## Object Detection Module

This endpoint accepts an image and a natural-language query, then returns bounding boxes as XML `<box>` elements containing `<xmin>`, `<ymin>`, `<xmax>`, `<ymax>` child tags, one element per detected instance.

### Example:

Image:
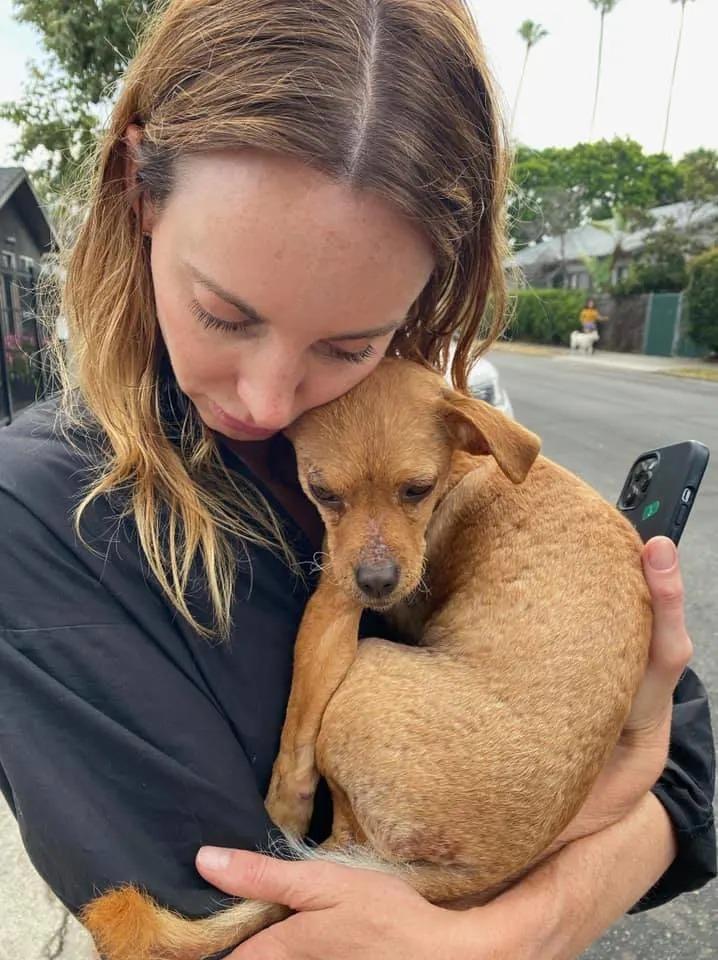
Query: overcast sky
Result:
<box><xmin>1</xmin><ymin>0</ymin><xmax>716</xmax><ymax>167</ymax></box>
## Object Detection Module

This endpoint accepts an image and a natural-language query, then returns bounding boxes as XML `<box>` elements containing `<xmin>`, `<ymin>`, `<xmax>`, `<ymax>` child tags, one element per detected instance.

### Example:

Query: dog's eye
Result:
<box><xmin>401</xmin><ymin>482</ymin><xmax>436</xmax><ymax>503</ymax></box>
<box><xmin>309</xmin><ymin>483</ymin><xmax>343</xmax><ymax>508</ymax></box>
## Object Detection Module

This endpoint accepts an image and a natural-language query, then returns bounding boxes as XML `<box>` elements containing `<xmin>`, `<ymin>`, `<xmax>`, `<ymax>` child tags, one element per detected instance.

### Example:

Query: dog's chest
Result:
<box><xmin>386</xmin><ymin>548</ymin><xmax>452</xmax><ymax>645</ymax></box>
<box><xmin>385</xmin><ymin>590</ymin><xmax>432</xmax><ymax>645</ymax></box>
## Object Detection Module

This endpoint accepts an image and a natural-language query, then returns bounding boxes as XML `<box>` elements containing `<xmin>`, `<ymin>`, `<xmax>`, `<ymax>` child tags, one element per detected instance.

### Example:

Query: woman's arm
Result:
<box><xmin>458</xmin><ymin>792</ymin><xmax>676</xmax><ymax>960</ymax></box>
<box><xmin>633</xmin><ymin>666</ymin><xmax>716</xmax><ymax>911</ymax></box>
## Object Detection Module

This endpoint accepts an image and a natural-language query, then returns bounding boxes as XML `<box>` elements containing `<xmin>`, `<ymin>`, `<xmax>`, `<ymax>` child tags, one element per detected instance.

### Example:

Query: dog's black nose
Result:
<box><xmin>355</xmin><ymin>562</ymin><xmax>400</xmax><ymax>600</ymax></box>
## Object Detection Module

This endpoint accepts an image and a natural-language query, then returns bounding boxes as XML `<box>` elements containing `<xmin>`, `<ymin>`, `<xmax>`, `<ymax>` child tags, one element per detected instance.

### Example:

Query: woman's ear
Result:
<box><xmin>440</xmin><ymin>388</ymin><xmax>541</xmax><ymax>484</ymax></box>
<box><xmin>122</xmin><ymin>122</ymin><xmax>155</xmax><ymax>235</ymax></box>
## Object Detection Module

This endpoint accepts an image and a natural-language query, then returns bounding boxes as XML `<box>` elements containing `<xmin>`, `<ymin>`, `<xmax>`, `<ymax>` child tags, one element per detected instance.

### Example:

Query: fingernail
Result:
<box><xmin>647</xmin><ymin>538</ymin><xmax>676</xmax><ymax>571</ymax></box>
<box><xmin>197</xmin><ymin>846</ymin><xmax>231</xmax><ymax>871</ymax></box>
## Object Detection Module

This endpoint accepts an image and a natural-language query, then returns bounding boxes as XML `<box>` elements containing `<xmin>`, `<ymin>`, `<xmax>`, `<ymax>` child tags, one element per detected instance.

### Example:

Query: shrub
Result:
<box><xmin>506</xmin><ymin>289</ymin><xmax>587</xmax><ymax>345</ymax></box>
<box><xmin>687</xmin><ymin>248</ymin><xmax>718</xmax><ymax>353</ymax></box>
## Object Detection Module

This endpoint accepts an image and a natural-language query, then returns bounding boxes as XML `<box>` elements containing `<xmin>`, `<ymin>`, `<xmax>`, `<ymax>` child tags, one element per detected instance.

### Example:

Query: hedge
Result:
<box><xmin>504</xmin><ymin>289</ymin><xmax>587</xmax><ymax>345</ymax></box>
<box><xmin>687</xmin><ymin>248</ymin><xmax>718</xmax><ymax>354</ymax></box>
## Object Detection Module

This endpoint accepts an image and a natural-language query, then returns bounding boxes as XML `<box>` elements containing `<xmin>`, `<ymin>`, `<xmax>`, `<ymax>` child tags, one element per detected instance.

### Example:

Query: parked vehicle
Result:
<box><xmin>446</xmin><ymin>349</ymin><xmax>514</xmax><ymax>418</ymax></box>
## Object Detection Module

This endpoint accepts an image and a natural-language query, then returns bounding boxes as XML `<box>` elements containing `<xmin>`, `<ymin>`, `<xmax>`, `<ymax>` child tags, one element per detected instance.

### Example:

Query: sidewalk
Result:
<box><xmin>1</xmin><ymin>799</ymin><xmax>95</xmax><ymax>960</ymax></box>
<box><xmin>493</xmin><ymin>341</ymin><xmax>718</xmax><ymax>381</ymax></box>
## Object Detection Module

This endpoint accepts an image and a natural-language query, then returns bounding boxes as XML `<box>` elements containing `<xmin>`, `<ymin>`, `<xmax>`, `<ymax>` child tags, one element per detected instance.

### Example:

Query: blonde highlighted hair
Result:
<box><xmin>58</xmin><ymin>0</ymin><xmax>513</xmax><ymax>637</ymax></box>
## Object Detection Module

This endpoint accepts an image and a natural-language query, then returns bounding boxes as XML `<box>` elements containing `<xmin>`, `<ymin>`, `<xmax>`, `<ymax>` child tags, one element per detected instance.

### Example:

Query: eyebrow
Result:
<box><xmin>184</xmin><ymin>260</ymin><xmax>404</xmax><ymax>340</ymax></box>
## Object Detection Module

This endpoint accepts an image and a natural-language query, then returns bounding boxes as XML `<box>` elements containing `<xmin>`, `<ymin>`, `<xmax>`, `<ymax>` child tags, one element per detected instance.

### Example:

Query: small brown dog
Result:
<box><xmin>83</xmin><ymin>358</ymin><xmax>651</xmax><ymax>960</ymax></box>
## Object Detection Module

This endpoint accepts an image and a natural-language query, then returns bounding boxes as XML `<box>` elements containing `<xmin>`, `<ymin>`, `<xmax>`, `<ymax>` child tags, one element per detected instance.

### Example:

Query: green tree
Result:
<box><xmin>0</xmin><ymin>0</ymin><xmax>151</xmax><ymax>200</ymax></box>
<box><xmin>582</xmin><ymin>206</ymin><xmax>653</xmax><ymax>292</ymax></box>
<box><xmin>676</xmin><ymin>149</ymin><xmax>718</xmax><ymax>204</ymax></box>
<box><xmin>509</xmin><ymin>138</ymin><xmax>682</xmax><ymax>247</ymax></box>
<box><xmin>663</xmin><ymin>0</ymin><xmax>698</xmax><ymax>153</ymax></box>
<box><xmin>588</xmin><ymin>0</ymin><xmax>621</xmax><ymax>141</ymax></box>
<box><xmin>579</xmin><ymin>254</ymin><xmax>613</xmax><ymax>293</ymax></box>
<box><xmin>568</xmin><ymin>138</ymin><xmax>679</xmax><ymax>218</ymax></box>
<box><xmin>511</xmin><ymin>21</ymin><xmax>549</xmax><ymax>134</ymax></box>
<box><xmin>616</xmin><ymin>220</ymin><xmax>695</xmax><ymax>294</ymax></box>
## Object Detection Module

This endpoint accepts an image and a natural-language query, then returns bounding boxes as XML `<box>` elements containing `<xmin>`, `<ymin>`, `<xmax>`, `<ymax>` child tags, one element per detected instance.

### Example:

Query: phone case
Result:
<box><xmin>617</xmin><ymin>441</ymin><xmax>710</xmax><ymax>545</ymax></box>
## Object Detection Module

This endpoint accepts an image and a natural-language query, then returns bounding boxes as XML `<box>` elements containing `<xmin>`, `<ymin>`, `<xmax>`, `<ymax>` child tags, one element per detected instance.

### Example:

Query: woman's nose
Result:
<box><xmin>236</xmin><ymin>353</ymin><xmax>304</xmax><ymax>431</ymax></box>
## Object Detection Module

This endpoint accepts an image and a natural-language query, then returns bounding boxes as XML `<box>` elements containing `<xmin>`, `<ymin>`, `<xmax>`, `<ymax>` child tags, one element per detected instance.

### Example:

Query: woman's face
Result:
<box><xmin>145</xmin><ymin>149</ymin><xmax>435</xmax><ymax>442</ymax></box>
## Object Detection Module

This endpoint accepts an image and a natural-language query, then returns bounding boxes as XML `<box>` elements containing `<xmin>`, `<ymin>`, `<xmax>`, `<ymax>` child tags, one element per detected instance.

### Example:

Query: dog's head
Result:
<box><xmin>286</xmin><ymin>358</ymin><xmax>540</xmax><ymax>610</ymax></box>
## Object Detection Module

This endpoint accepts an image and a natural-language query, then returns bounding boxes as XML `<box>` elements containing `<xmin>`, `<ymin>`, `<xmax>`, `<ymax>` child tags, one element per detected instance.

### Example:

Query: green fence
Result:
<box><xmin>643</xmin><ymin>293</ymin><xmax>712</xmax><ymax>359</ymax></box>
<box><xmin>643</xmin><ymin>293</ymin><xmax>681</xmax><ymax>357</ymax></box>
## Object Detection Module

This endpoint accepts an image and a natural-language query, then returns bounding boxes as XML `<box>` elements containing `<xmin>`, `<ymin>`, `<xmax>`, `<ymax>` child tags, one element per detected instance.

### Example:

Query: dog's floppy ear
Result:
<box><xmin>440</xmin><ymin>388</ymin><xmax>541</xmax><ymax>484</ymax></box>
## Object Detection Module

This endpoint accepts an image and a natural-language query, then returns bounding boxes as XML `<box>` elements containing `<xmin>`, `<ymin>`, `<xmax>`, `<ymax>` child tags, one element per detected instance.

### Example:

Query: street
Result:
<box><xmin>491</xmin><ymin>349</ymin><xmax>717</xmax><ymax>960</ymax></box>
<box><xmin>1</xmin><ymin>352</ymin><xmax>716</xmax><ymax>959</ymax></box>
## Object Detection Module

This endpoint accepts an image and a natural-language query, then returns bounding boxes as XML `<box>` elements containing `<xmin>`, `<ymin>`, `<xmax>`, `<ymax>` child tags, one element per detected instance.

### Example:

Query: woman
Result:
<box><xmin>579</xmin><ymin>298</ymin><xmax>605</xmax><ymax>333</ymax></box>
<box><xmin>0</xmin><ymin>1</ymin><xmax>714</xmax><ymax>958</ymax></box>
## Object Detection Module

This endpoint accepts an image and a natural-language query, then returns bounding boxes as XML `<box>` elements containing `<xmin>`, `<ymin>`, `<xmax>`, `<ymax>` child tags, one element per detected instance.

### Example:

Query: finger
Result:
<box><xmin>626</xmin><ymin>538</ymin><xmax>693</xmax><ymax>732</ymax></box>
<box><xmin>196</xmin><ymin>848</ymin><xmax>348</xmax><ymax>911</ymax></box>
<box><xmin>642</xmin><ymin>537</ymin><xmax>693</xmax><ymax>676</ymax></box>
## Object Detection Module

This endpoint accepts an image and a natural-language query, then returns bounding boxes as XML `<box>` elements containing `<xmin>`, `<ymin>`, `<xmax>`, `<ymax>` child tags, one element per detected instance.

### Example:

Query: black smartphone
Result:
<box><xmin>617</xmin><ymin>441</ymin><xmax>710</xmax><ymax>545</ymax></box>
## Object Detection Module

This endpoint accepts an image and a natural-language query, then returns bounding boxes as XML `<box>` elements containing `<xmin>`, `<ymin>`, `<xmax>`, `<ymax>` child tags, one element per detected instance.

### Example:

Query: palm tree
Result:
<box><xmin>588</xmin><ymin>0</ymin><xmax>621</xmax><ymax>141</ymax></box>
<box><xmin>511</xmin><ymin>21</ymin><xmax>549</xmax><ymax>134</ymax></box>
<box><xmin>662</xmin><ymin>0</ymin><xmax>698</xmax><ymax>153</ymax></box>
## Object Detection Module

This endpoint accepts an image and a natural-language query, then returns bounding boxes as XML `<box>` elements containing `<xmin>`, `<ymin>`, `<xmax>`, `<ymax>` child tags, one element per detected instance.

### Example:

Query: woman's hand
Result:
<box><xmin>548</xmin><ymin>535</ymin><xmax>693</xmax><ymax>851</ymax></box>
<box><xmin>195</xmin><ymin>848</ymin><xmax>511</xmax><ymax>960</ymax></box>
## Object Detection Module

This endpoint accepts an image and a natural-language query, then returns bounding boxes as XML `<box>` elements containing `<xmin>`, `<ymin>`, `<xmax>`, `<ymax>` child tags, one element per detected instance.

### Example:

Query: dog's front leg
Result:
<box><xmin>266</xmin><ymin>575</ymin><xmax>363</xmax><ymax>836</ymax></box>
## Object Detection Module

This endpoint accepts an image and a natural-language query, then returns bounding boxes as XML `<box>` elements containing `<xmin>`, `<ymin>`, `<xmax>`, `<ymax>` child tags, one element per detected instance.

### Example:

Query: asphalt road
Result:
<box><xmin>491</xmin><ymin>350</ymin><xmax>717</xmax><ymax>960</ymax></box>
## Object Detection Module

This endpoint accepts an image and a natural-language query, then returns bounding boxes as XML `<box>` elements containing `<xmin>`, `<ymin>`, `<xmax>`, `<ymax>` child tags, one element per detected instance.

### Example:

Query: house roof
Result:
<box><xmin>510</xmin><ymin>199</ymin><xmax>718</xmax><ymax>269</ymax></box>
<box><xmin>0</xmin><ymin>168</ymin><xmax>25</xmax><ymax>207</ymax></box>
<box><xmin>0</xmin><ymin>166</ymin><xmax>55</xmax><ymax>252</ymax></box>
<box><xmin>621</xmin><ymin>200</ymin><xmax>718</xmax><ymax>253</ymax></box>
<box><xmin>511</xmin><ymin>223</ymin><xmax>618</xmax><ymax>268</ymax></box>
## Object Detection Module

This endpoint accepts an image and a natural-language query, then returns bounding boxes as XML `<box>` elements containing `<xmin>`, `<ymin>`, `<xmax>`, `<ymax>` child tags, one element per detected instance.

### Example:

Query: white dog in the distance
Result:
<box><xmin>570</xmin><ymin>329</ymin><xmax>600</xmax><ymax>355</ymax></box>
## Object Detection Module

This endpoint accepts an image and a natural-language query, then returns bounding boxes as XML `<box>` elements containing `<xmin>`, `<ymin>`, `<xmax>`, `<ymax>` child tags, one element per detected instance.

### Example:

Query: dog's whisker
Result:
<box><xmin>417</xmin><ymin>575</ymin><xmax>430</xmax><ymax>596</ymax></box>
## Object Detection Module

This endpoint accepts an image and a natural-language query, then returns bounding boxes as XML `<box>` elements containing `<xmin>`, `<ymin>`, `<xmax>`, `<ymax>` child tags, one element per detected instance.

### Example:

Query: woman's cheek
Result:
<box><xmin>154</xmin><ymin>301</ymin><xmax>229</xmax><ymax>400</ymax></box>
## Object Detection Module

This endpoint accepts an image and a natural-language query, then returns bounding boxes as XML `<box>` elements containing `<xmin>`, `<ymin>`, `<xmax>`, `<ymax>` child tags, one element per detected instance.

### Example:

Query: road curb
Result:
<box><xmin>493</xmin><ymin>342</ymin><xmax>718</xmax><ymax>382</ymax></box>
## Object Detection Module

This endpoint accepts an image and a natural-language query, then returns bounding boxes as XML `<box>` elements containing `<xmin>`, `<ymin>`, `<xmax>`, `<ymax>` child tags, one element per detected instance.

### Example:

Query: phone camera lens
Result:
<box><xmin>622</xmin><ymin>488</ymin><xmax>638</xmax><ymax>508</ymax></box>
<box><xmin>634</xmin><ymin>469</ymin><xmax>651</xmax><ymax>492</ymax></box>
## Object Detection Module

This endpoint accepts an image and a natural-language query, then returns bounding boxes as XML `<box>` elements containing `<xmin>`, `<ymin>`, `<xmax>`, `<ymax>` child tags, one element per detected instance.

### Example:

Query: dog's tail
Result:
<box><xmin>81</xmin><ymin>884</ymin><xmax>288</xmax><ymax>960</ymax></box>
<box><xmin>81</xmin><ymin>838</ymin><xmax>408</xmax><ymax>960</ymax></box>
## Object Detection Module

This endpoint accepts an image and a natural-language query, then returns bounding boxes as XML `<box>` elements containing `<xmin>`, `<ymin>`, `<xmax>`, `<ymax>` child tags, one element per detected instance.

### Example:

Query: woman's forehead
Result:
<box><xmin>164</xmin><ymin>149</ymin><xmax>435</xmax><ymax>333</ymax></box>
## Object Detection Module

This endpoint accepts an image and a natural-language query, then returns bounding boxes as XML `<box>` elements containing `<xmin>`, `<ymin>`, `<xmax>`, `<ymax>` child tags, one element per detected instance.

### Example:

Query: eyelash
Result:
<box><xmin>188</xmin><ymin>299</ymin><xmax>377</xmax><ymax>364</ymax></box>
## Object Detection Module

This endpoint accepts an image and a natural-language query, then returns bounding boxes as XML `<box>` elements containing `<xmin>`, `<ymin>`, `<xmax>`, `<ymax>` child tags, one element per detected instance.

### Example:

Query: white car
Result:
<box><xmin>446</xmin><ymin>352</ymin><xmax>514</xmax><ymax>418</ymax></box>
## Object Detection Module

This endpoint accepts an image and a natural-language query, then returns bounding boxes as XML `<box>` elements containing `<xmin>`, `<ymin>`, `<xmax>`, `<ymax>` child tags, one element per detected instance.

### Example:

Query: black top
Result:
<box><xmin>0</xmin><ymin>399</ymin><xmax>715</xmax><ymax>924</ymax></box>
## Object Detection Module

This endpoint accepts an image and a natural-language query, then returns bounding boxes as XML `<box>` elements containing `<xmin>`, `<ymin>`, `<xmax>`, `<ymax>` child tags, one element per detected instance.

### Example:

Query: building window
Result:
<box><xmin>1</xmin><ymin>250</ymin><xmax>17</xmax><ymax>271</ymax></box>
<box><xmin>19</xmin><ymin>256</ymin><xmax>35</xmax><ymax>274</ymax></box>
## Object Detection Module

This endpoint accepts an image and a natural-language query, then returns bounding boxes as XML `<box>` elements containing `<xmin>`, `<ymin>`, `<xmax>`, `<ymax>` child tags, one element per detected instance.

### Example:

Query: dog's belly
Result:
<box><xmin>315</xmin><ymin>624</ymin><xmax>640</xmax><ymax>890</ymax></box>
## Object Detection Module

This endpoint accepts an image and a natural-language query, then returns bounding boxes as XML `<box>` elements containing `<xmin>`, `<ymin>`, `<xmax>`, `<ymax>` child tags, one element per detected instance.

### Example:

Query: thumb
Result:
<box><xmin>196</xmin><ymin>847</ymin><xmax>344</xmax><ymax>911</ymax></box>
<box><xmin>626</xmin><ymin>537</ymin><xmax>693</xmax><ymax>733</ymax></box>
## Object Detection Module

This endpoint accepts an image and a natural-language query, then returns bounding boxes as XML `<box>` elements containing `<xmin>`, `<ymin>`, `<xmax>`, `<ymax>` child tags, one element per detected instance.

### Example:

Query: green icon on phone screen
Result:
<box><xmin>642</xmin><ymin>500</ymin><xmax>660</xmax><ymax>521</ymax></box>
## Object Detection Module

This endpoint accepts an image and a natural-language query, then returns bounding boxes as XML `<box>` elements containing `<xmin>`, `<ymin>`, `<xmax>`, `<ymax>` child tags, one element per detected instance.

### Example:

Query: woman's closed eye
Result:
<box><xmin>189</xmin><ymin>298</ymin><xmax>378</xmax><ymax>364</ymax></box>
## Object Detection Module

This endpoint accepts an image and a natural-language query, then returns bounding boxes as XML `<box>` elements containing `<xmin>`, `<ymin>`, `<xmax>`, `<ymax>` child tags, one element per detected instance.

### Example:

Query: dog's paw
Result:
<box><xmin>265</xmin><ymin>769</ymin><xmax>315</xmax><ymax>836</ymax></box>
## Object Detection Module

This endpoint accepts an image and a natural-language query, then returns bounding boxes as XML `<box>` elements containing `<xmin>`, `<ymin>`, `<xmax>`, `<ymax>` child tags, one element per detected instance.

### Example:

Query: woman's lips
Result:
<box><xmin>208</xmin><ymin>400</ymin><xmax>277</xmax><ymax>439</ymax></box>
